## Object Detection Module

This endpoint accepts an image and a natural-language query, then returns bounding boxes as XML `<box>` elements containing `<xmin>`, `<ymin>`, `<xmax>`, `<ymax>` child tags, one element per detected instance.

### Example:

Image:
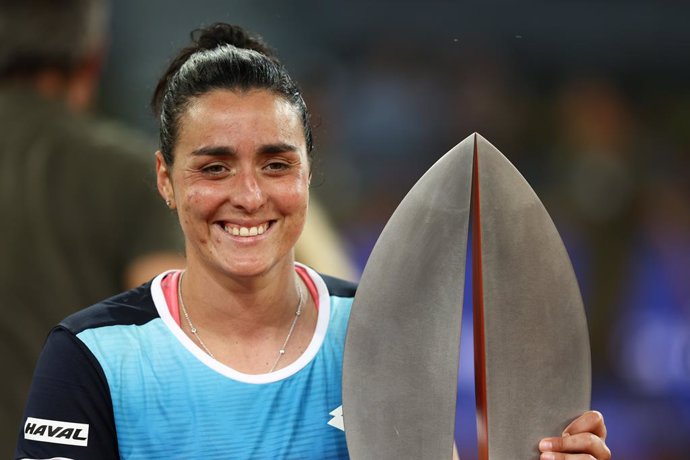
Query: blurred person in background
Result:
<box><xmin>0</xmin><ymin>0</ymin><xmax>185</xmax><ymax>453</ymax></box>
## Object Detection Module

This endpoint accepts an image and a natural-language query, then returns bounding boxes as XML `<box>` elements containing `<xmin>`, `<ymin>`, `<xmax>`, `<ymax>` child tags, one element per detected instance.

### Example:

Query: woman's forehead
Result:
<box><xmin>186</xmin><ymin>89</ymin><xmax>299</xmax><ymax>125</ymax></box>
<box><xmin>189</xmin><ymin>89</ymin><xmax>293</xmax><ymax>113</ymax></box>
<box><xmin>175</xmin><ymin>89</ymin><xmax>306</xmax><ymax>151</ymax></box>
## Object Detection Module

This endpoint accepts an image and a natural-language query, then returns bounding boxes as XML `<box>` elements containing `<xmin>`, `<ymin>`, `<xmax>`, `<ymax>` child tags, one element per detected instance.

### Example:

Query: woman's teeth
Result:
<box><xmin>223</xmin><ymin>222</ymin><xmax>269</xmax><ymax>237</ymax></box>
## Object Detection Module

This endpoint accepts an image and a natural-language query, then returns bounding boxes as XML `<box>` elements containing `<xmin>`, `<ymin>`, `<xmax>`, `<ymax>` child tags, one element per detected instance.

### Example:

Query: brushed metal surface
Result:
<box><xmin>342</xmin><ymin>133</ymin><xmax>591</xmax><ymax>459</ymax></box>
<box><xmin>474</xmin><ymin>134</ymin><xmax>591</xmax><ymax>459</ymax></box>
<box><xmin>342</xmin><ymin>135</ymin><xmax>474</xmax><ymax>459</ymax></box>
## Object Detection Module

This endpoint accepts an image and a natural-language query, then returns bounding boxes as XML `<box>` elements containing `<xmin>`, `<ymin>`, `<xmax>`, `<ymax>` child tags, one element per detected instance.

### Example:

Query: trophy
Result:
<box><xmin>343</xmin><ymin>133</ymin><xmax>591</xmax><ymax>459</ymax></box>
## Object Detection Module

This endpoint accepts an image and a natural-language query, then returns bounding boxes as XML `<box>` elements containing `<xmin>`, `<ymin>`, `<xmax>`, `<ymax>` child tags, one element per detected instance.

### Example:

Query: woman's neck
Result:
<box><xmin>177</xmin><ymin>260</ymin><xmax>318</xmax><ymax>373</ymax></box>
<box><xmin>180</xmin><ymin>260</ymin><xmax>302</xmax><ymax>338</ymax></box>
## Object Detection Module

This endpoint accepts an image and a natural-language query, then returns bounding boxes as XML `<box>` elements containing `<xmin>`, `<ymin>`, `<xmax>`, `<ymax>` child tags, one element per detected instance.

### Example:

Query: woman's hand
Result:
<box><xmin>538</xmin><ymin>410</ymin><xmax>611</xmax><ymax>460</ymax></box>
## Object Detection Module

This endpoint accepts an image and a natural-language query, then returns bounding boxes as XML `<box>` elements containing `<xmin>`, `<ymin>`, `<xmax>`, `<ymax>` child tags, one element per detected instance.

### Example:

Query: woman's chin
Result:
<box><xmin>216</xmin><ymin>257</ymin><xmax>290</xmax><ymax>280</ymax></box>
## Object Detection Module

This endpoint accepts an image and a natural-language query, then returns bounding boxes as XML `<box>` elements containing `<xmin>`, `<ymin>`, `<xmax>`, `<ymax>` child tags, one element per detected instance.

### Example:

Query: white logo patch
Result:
<box><xmin>24</xmin><ymin>417</ymin><xmax>89</xmax><ymax>446</ymax></box>
<box><xmin>327</xmin><ymin>405</ymin><xmax>344</xmax><ymax>431</ymax></box>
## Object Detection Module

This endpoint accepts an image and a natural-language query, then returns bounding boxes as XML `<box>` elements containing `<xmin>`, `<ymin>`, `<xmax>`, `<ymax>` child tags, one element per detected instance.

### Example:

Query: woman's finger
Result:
<box><xmin>539</xmin><ymin>432</ymin><xmax>611</xmax><ymax>460</ymax></box>
<box><xmin>538</xmin><ymin>454</ymin><xmax>596</xmax><ymax>460</ymax></box>
<box><xmin>562</xmin><ymin>410</ymin><xmax>607</xmax><ymax>439</ymax></box>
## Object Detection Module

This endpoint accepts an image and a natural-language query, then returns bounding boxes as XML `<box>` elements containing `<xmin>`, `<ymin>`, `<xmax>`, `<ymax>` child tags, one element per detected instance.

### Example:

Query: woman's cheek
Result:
<box><xmin>185</xmin><ymin>185</ymin><xmax>221</xmax><ymax>212</ymax></box>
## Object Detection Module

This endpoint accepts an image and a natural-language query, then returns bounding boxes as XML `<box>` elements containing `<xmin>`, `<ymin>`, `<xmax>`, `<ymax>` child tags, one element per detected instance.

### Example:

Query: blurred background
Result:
<box><xmin>98</xmin><ymin>1</ymin><xmax>689</xmax><ymax>458</ymax></box>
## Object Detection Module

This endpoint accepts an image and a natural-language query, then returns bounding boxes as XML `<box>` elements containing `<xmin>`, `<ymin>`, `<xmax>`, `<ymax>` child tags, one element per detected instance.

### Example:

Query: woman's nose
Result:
<box><xmin>230</xmin><ymin>170</ymin><xmax>266</xmax><ymax>213</ymax></box>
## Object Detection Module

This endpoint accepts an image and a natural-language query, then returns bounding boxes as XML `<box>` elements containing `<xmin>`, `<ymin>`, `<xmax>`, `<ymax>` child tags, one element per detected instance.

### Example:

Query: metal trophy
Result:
<box><xmin>342</xmin><ymin>133</ymin><xmax>591</xmax><ymax>459</ymax></box>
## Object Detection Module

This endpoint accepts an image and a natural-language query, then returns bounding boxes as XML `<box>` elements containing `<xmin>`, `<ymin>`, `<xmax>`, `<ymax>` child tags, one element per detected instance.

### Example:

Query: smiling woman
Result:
<box><xmin>157</xmin><ymin>89</ymin><xmax>310</xmax><ymax>284</ymax></box>
<box><xmin>15</xmin><ymin>23</ymin><xmax>610</xmax><ymax>460</ymax></box>
<box><xmin>16</xmin><ymin>23</ymin><xmax>352</xmax><ymax>459</ymax></box>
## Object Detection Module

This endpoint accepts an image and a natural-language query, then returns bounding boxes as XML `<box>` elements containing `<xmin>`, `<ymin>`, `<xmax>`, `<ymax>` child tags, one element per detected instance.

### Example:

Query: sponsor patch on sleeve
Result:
<box><xmin>24</xmin><ymin>417</ymin><xmax>89</xmax><ymax>447</ymax></box>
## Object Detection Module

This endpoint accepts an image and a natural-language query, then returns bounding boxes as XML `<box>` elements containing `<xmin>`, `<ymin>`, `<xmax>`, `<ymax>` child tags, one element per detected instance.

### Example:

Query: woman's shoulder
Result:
<box><xmin>320</xmin><ymin>273</ymin><xmax>358</xmax><ymax>300</ymax></box>
<box><xmin>59</xmin><ymin>281</ymin><xmax>160</xmax><ymax>336</ymax></box>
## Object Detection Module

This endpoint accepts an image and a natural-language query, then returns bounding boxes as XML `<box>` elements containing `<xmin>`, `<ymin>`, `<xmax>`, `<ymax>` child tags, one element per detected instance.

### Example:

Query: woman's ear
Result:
<box><xmin>155</xmin><ymin>151</ymin><xmax>175</xmax><ymax>209</ymax></box>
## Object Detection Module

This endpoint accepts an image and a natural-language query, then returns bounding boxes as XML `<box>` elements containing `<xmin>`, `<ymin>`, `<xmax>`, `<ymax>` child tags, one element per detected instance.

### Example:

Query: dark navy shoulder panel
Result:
<box><xmin>321</xmin><ymin>274</ymin><xmax>358</xmax><ymax>298</ymax></box>
<box><xmin>16</xmin><ymin>328</ymin><xmax>120</xmax><ymax>458</ymax></box>
<box><xmin>60</xmin><ymin>281</ymin><xmax>159</xmax><ymax>334</ymax></box>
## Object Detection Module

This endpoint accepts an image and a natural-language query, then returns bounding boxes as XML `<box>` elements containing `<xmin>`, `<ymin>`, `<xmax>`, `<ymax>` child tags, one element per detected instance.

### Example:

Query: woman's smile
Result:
<box><xmin>219</xmin><ymin>220</ymin><xmax>272</xmax><ymax>237</ymax></box>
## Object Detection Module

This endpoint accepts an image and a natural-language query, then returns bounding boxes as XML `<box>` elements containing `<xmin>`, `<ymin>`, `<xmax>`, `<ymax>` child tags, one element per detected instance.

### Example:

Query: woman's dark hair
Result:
<box><xmin>151</xmin><ymin>23</ymin><xmax>313</xmax><ymax>165</ymax></box>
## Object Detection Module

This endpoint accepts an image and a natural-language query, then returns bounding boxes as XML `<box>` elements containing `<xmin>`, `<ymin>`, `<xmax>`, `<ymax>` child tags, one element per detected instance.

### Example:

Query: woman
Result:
<box><xmin>16</xmin><ymin>23</ymin><xmax>610</xmax><ymax>460</ymax></box>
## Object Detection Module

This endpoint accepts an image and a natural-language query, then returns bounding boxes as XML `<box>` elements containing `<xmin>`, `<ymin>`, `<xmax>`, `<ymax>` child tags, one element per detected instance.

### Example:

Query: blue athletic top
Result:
<box><xmin>16</xmin><ymin>265</ymin><xmax>356</xmax><ymax>459</ymax></box>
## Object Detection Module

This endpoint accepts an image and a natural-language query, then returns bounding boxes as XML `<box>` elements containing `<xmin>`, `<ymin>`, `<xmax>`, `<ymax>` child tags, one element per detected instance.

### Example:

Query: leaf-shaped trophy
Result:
<box><xmin>342</xmin><ymin>133</ymin><xmax>591</xmax><ymax>459</ymax></box>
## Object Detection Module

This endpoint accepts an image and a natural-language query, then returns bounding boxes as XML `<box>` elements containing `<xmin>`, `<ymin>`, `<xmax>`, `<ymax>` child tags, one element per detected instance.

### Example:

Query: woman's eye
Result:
<box><xmin>202</xmin><ymin>164</ymin><xmax>228</xmax><ymax>174</ymax></box>
<box><xmin>265</xmin><ymin>162</ymin><xmax>290</xmax><ymax>172</ymax></box>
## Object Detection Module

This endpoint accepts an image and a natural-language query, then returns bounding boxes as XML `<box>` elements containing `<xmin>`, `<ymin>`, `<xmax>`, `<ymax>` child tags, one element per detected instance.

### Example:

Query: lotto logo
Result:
<box><xmin>328</xmin><ymin>405</ymin><xmax>344</xmax><ymax>431</ymax></box>
<box><xmin>24</xmin><ymin>417</ymin><xmax>89</xmax><ymax>446</ymax></box>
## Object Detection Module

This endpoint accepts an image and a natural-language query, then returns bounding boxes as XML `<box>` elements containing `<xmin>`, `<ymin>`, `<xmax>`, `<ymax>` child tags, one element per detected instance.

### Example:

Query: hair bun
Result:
<box><xmin>193</xmin><ymin>23</ymin><xmax>276</xmax><ymax>60</ymax></box>
<box><xmin>151</xmin><ymin>22</ymin><xmax>280</xmax><ymax>117</ymax></box>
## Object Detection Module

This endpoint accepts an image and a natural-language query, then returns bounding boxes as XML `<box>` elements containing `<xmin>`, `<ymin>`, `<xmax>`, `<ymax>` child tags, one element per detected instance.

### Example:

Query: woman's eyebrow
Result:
<box><xmin>259</xmin><ymin>142</ymin><xmax>300</xmax><ymax>155</ymax></box>
<box><xmin>190</xmin><ymin>143</ymin><xmax>299</xmax><ymax>157</ymax></box>
<box><xmin>190</xmin><ymin>145</ymin><xmax>236</xmax><ymax>157</ymax></box>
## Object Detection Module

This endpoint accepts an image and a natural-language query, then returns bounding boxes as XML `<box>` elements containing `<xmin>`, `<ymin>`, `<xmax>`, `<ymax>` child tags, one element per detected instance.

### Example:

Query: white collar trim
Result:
<box><xmin>150</xmin><ymin>263</ymin><xmax>330</xmax><ymax>384</ymax></box>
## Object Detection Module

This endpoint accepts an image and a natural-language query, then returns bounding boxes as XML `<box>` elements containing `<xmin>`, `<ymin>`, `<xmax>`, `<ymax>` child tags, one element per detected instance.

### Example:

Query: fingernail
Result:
<box><xmin>541</xmin><ymin>453</ymin><xmax>555</xmax><ymax>460</ymax></box>
<box><xmin>539</xmin><ymin>439</ymin><xmax>553</xmax><ymax>451</ymax></box>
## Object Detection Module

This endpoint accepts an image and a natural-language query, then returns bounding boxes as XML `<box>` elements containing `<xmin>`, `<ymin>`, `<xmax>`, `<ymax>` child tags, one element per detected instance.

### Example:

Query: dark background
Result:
<box><xmin>98</xmin><ymin>2</ymin><xmax>690</xmax><ymax>458</ymax></box>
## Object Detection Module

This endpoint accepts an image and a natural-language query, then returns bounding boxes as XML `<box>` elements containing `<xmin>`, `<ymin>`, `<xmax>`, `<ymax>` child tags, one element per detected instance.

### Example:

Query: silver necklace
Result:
<box><xmin>177</xmin><ymin>271</ymin><xmax>305</xmax><ymax>372</ymax></box>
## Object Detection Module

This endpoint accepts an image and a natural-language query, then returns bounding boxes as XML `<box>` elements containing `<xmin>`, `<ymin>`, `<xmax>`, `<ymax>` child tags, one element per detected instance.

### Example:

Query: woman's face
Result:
<box><xmin>156</xmin><ymin>89</ymin><xmax>310</xmax><ymax>280</ymax></box>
